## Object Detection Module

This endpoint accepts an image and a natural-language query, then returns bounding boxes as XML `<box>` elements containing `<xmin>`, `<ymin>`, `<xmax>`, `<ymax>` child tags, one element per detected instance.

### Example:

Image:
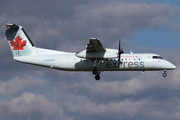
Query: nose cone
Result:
<box><xmin>164</xmin><ymin>60</ymin><xmax>176</xmax><ymax>70</ymax></box>
<box><xmin>167</xmin><ymin>62</ymin><xmax>176</xmax><ymax>70</ymax></box>
<box><xmin>172</xmin><ymin>64</ymin><xmax>176</xmax><ymax>70</ymax></box>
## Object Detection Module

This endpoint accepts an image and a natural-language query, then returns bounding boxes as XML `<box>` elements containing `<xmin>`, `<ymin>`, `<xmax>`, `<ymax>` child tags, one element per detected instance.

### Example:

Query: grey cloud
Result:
<box><xmin>56</xmin><ymin>71</ymin><xmax>170</xmax><ymax>99</ymax></box>
<box><xmin>63</xmin><ymin>97</ymin><xmax>180</xmax><ymax>120</ymax></box>
<box><xmin>0</xmin><ymin>75</ymin><xmax>43</xmax><ymax>97</ymax></box>
<box><xmin>0</xmin><ymin>92</ymin><xmax>60</xmax><ymax>120</ymax></box>
<box><xmin>2</xmin><ymin>2</ymin><xmax>178</xmax><ymax>48</ymax></box>
<box><xmin>1</xmin><ymin>2</ymin><xmax>179</xmax><ymax>52</ymax></box>
<box><xmin>168</xmin><ymin>66</ymin><xmax>180</xmax><ymax>90</ymax></box>
<box><xmin>0</xmin><ymin>1</ymin><xmax>180</xmax><ymax>120</ymax></box>
<box><xmin>46</xmin><ymin>69</ymin><xmax>180</xmax><ymax>120</ymax></box>
<box><xmin>160</xmin><ymin>47</ymin><xmax>180</xmax><ymax>66</ymax></box>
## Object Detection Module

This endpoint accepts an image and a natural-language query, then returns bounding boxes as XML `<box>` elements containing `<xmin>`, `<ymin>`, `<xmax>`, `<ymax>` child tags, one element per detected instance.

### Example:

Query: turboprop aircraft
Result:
<box><xmin>5</xmin><ymin>24</ymin><xmax>176</xmax><ymax>80</ymax></box>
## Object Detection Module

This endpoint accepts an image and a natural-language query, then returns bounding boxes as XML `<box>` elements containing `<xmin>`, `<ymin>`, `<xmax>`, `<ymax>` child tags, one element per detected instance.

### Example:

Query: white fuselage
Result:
<box><xmin>13</xmin><ymin>48</ymin><xmax>176</xmax><ymax>72</ymax></box>
<box><xmin>5</xmin><ymin>23</ymin><xmax>176</xmax><ymax>80</ymax></box>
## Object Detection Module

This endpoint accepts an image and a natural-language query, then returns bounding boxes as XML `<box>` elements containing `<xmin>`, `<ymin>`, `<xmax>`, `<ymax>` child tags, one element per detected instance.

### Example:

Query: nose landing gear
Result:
<box><xmin>162</xmin><ymin>71</ymin><xmax>167</xmax><ymax>77</ymax></box>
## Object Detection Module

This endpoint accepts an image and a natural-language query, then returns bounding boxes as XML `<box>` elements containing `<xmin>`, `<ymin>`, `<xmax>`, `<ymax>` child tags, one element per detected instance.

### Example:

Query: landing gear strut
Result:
<box><xmin>162</xmin><ymin>71</ymin><xmax>167</xmax><ymax>77</ymax></box>
<box><xmin>92</xmin><ymin>59</ymin><xmax>102</xmax><ymax>80</ymax></box>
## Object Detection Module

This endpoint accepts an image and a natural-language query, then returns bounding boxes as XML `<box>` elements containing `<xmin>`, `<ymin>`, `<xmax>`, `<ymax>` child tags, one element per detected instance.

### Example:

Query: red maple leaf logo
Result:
<box><xmin>10</xmin><ymin>35</ymin><xmax>27</xmax><ymax>55</ymax></box>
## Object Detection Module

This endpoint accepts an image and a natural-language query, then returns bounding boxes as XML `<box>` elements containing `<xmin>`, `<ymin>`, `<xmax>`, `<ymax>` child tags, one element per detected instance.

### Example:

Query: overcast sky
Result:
<box><xmin>1</xmin><ymin>0</ymin><xmax>180</xmax><ymax>120</ymax></box>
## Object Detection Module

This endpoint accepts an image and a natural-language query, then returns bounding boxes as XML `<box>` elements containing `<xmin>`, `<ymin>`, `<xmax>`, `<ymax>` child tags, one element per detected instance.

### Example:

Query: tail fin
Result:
<box><xmin>5</xmin><ymin>24</ymin><xmax>37</xmax><ymax>57</ymax></box>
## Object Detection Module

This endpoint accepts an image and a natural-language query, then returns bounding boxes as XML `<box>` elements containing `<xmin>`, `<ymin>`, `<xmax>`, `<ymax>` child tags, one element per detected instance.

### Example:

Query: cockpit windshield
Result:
<box><xmin>153</xmin><ymin>56</ymin><xmax>164</xmax><ymax>59</ymax></box>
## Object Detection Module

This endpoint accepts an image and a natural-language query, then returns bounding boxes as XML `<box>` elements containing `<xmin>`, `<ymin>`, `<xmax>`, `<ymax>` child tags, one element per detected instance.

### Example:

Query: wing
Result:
<box><xmin>76</xmin><ymin>38</ymin><xmax>118</xmax><ymax>59</ymax></box>
<box><xmin>76</xmin><ymin>38</ymin><xmax>106</xmax><ymax>58</ymax></box>
<box><xmin>86</xmin><ymin>38</ymin><xmax>106</xmax><ymax>52</ymax></box>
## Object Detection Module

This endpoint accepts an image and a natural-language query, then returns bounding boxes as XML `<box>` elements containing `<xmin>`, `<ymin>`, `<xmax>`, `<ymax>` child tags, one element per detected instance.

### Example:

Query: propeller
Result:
<box><xmin>118</xmin><ymin>40</ymin><xmax>124</xmax><ymax>67</ymax></box>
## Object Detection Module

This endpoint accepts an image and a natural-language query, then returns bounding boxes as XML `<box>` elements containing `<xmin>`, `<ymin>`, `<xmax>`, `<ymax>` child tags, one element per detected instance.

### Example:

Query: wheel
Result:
<box><xmin>95</xmin><ymin>74</ymin><xmax>100</xmax><ymax>80</ymax></box>
<box><xmin>92</xmin><ymin>68</ymin><xmax>97</xmax><ymax>75</ymax></box>
<box><xmin>162</xmin><ymin>72</ymin><xmax>167</xmax><ymax>77</ymax></box>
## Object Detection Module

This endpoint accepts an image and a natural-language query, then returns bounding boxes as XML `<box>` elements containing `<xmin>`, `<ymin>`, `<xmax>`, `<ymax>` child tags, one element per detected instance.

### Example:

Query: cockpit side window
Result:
<box><xmin>153</xmin><ymin>56</ymin><xmax>158</xmax><ymax>59</ymax></box>
<box><xmin>158</xmin><ymin>56</ymin><xmax>164</xmax><ymax>59</ymax></box>
<box><xmin>152</xmin><ymin>56</ymin><xmax>164</xmax><ymax>59</ymax></box>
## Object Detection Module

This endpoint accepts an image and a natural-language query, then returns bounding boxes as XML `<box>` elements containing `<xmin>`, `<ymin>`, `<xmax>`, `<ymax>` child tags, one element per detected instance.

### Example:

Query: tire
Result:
<box><xmin>95</xmin><ymin>75</ymin><xmax>100</xmax><ymax>80</ymax></box>
<box><xmin>92</xmin><ymin>69</ymin><xmax>97</xmax><ymax>75</ymax></box>
<box><xmin>162</xmin><ymin>73</ymin><xmax>167</xmax><ymax>77</ymax></box>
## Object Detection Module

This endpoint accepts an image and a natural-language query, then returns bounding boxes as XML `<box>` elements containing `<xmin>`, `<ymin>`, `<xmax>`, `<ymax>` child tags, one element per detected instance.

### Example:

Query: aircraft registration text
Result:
<box><xmin>44</xmin><ymin>59</ymin><xmax>55</xmax><ymax>62</ymax></box>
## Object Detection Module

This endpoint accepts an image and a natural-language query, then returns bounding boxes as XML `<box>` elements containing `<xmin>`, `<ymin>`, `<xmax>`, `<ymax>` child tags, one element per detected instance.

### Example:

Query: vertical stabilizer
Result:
<box><xmin>5</xmin><ymin>24</ymin><xmax>37</xmax><ymax>57</ymax></box>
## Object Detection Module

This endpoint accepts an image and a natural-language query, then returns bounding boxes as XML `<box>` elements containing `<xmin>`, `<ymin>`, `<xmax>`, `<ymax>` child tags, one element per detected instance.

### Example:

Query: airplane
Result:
<box><xmin>5</xmin><ymin>24</ymin><xmax>176</xmax><ymax>80</ymax></box>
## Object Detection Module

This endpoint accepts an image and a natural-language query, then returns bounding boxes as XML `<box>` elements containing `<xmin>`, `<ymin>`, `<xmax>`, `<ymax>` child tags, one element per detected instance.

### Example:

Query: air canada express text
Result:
<box><xmin>106</xmin><ymin>61</ymin><xmax>145</xmax><ymax>68</ymax></box>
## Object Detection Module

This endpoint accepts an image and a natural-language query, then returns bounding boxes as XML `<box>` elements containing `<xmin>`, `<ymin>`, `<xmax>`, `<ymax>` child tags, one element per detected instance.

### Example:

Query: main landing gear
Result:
<box><xmin>162</xmin><ymin>71</ymin><xmax>167</xmax><ymax>77</ymax></box>
<box><xmin>92</xmin><ymin>59</ymin><xmax>102</xmax><ymax>81</ymax></box>
<box><xmin>92</xmin><ymin>67</ymin><xmax>101</xmax><ymax>80</ymax></box>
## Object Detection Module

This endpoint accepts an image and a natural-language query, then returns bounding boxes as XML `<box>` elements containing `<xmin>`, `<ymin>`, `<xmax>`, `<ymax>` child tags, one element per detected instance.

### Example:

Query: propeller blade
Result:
<box><xmin>118</xmin><ymin>40</ymin><xmax>121</xmax><ymax>62</ymax></box>
<box><xmin>118</xmin><ymin>40</ymin><xmax>124</xmax><ymax>67</ymax></box>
